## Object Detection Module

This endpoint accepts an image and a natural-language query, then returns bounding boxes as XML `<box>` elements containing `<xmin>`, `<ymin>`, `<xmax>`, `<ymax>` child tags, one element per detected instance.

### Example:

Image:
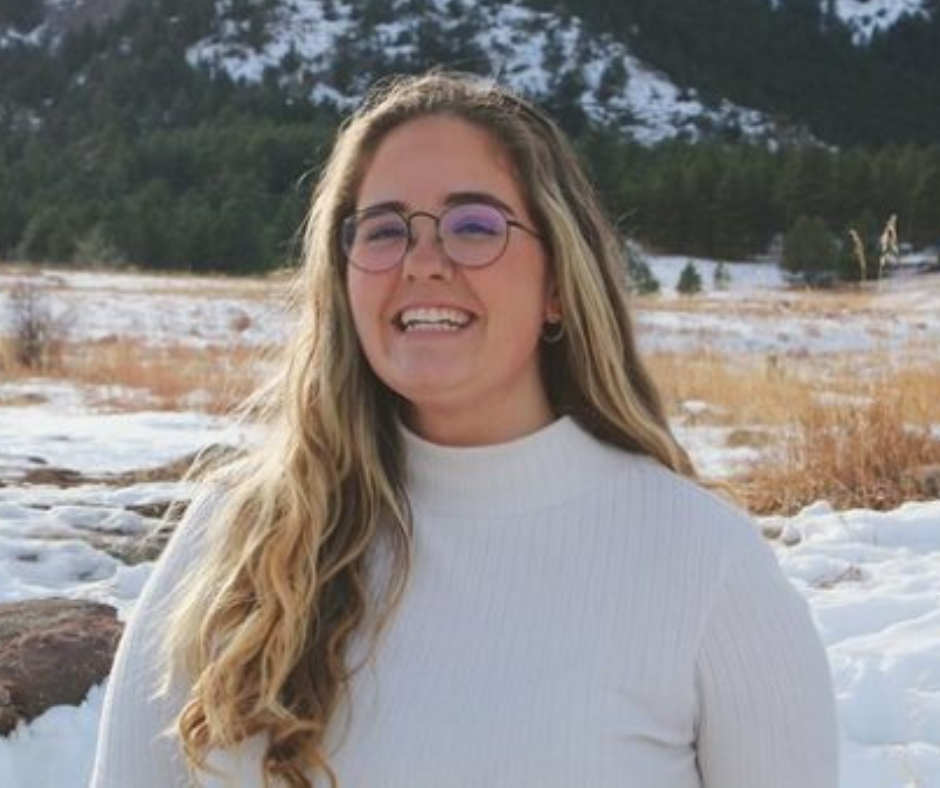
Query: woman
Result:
<box><xmin>91</xmin><ymin>72</ymin><xmax>839</xmax><ymax>787</ymax></box>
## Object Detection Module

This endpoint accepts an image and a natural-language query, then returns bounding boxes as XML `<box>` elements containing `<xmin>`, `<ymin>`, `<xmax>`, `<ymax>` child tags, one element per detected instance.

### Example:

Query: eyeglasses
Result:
<box><xmin>340</xmin><ymin>202</ymin><xmax>541</xmax><ymax>272</ymax></box>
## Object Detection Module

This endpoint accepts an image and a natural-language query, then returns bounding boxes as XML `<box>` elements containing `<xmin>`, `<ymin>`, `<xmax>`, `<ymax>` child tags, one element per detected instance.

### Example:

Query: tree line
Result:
<box><xmin>1</xmin><ymin>0</ymin><xmax>938</xmax><ymax>274</ymax></box>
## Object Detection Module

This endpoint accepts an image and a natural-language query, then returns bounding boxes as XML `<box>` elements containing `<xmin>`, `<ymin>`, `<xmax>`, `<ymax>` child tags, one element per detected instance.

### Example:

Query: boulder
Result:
<box><xmin>0</xmin><ymin>598</ymin><xmax>123</xmax><ymax>736</ymax></box>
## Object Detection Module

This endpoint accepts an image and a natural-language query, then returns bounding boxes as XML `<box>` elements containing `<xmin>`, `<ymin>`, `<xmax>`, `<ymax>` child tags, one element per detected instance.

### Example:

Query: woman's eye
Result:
<box><xmin>447</xmin><ymin>205</ymin><xmax>504</xmax><ymax>237</ymax></box>
<box><xmin>363</xmin><ymin>222</ymin><xmax>407</xmax><ymax>243</ymax></box>
<box><xmin>454</xmin><ymin>221</ymin><xmax>497</xmax><ymax>236</ymax></box>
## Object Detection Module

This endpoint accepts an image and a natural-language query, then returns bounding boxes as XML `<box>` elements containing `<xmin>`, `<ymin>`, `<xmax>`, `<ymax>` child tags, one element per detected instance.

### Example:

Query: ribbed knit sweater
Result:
<box><xmin>91</xmin><ymin>416</ymin><xmax>839</xmax><ymax>787</ymax></box>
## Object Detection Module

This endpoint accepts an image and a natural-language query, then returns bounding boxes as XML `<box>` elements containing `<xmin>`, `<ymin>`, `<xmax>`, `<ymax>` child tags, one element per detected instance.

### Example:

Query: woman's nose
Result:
<box><xmin>402</xmin><ymin>216</ymin><xmax>453</xmax><ymax>281</ymax></box>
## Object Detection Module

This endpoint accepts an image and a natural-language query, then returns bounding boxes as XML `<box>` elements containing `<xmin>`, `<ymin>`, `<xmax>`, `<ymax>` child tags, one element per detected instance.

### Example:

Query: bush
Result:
<box><xmin>676</xmin><ymin>261</ymin><xmax>702</xmax><ymax>295</ymax></box>
<box><xmin>781</xmin><ymin>215</ymin><xmax>839</xmax><ymax>286</ymax></box>
<box><xmin>3</xmin><ymin>280</ymin><xmax>68</xmax><ymax>370</ymax></box>
<box><xmin>626</xmin><ymin>241</ymin><xmax>660</xmax><ymax>295</ymax></box>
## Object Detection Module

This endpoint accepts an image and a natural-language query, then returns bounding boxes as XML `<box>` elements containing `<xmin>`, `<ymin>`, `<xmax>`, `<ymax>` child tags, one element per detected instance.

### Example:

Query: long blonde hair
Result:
<box><xmin>164</xmin><ymin>71</ymin><xmax>695</xmax><ymax>787</ymax></box>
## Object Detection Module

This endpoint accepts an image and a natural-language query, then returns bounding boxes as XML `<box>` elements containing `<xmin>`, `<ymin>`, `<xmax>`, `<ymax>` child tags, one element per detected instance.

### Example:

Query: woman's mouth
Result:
<box><xmin>394</xmin><ymin>306</ymin><xmax>477</xmax><ymax>333</ymax></box>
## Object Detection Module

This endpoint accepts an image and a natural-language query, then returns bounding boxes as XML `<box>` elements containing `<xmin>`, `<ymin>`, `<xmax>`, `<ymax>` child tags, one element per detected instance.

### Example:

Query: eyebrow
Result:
<box><xmin>358</xmin><ymin>191</ymin><xmax>519</xmax><ymax>217</ymax></box>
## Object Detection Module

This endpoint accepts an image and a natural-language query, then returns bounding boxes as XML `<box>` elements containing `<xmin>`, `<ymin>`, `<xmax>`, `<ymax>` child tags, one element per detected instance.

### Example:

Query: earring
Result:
<box><xmin>541</xmin><ymin>318</ymin><xmax>565</xmax><ymax>344</ymax></box>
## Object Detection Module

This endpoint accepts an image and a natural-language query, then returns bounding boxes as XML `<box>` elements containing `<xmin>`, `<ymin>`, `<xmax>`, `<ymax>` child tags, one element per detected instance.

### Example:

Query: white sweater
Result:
<box><xmin>91</xmin><ymin>416</ymin><xmax>839</xmax><ymax>787</ymax></box>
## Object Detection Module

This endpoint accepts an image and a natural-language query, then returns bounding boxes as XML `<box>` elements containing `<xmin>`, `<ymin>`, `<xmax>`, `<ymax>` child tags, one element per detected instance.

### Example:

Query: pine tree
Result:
<box><xmin>676</xmin><ymin>261</ymin><xmax>703</xmax><ymax>295</ymax></box>
<box><xmin>626</xmin><ymin>241</ymin><xmax>661</xmax><ymax>295</ymax></box>
<box><xmin>782</xmin><ymin>215</ymin><xmax>839</xmax><ymax>286</ymax></box>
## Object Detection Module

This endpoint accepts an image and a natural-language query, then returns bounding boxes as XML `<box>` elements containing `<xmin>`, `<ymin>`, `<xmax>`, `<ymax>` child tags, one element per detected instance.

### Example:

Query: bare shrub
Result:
<box><xmin>3</xmin><ymin>280</ymin><xmax>69</xmax><ymax>371</ymax></box>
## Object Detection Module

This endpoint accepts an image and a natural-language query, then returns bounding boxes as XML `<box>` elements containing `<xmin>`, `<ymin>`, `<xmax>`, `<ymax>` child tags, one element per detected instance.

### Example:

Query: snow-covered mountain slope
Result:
<box><xmin>183</xmin><ymin>0</ymin><xmax>794</xmax><ymax>145</ymax></box>
<box><xmin>832</xmin><ymin>0</ymin><xmax>931</xmax><ymax>44</ymax></box>
<box><xmin>765</xmin><ymin>0</ymin><xmax>933</xmax><ymax>44</ymax></box>
<box><xmin>0</xmin><ymin>0</ymin><xmax>131</xmax><ymax>47</ymax></box>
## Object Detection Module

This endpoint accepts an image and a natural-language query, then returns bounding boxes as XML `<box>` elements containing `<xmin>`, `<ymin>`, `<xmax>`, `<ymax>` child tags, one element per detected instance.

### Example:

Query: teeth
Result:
<box><xmin>399</xmin><ymin>307</ymin><xmax>473</xmax><ymax>331</ymax></box>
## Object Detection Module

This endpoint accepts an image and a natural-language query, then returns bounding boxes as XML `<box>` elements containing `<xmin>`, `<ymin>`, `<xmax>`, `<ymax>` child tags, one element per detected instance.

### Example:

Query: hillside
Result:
<box><xmin>0</xmin><ymin>0</ymin><xmax>938</xmax><ymax>271</ymax></box>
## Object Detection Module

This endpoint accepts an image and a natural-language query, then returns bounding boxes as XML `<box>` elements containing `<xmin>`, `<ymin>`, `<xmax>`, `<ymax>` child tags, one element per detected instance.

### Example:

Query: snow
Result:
<box><xmin>0</xmin><ymin>684</ymin><xmax>104</xmax><ymax>788</ymax></box>
<box><xmin>4</xmin><ymin>261</ymin><xmax>939</xmax><ymax>358</ymax></box>
<box><xmin>0</xmin><ymin>0</ymin><xmax>102</xmax><ymax>49</ymax></box>
<box><xmin>637</xmin><ymin>255</ymin><xmax>940</xmax><ymax>356</ymax></box>
<box><xmin>1</xmin><ymin>266</ymin><xmax>939</xmax><ymax>786</ymax></box>
<box><xmin>0</xmin><ymin>387</ymin><xmax>252</xmax><ymax>477</ymax></box>
<box><xmin>0</xmin><ymin>269</ymin><xmax>289</xmax><ymax>348</ymax></box>
<box><xmin>832</xmin><ymin>0</ymin><xmax>931</xmax><ymax>45</ymax></box>
<box><xmin>186</xmin><ymin>0</ymin><xmax>355</xmax><ymax>88</ymax></box>
<box><xmin>185</xmin><ymin>0</ymin><xmax>783</xmax><ymax>145</ymax></box>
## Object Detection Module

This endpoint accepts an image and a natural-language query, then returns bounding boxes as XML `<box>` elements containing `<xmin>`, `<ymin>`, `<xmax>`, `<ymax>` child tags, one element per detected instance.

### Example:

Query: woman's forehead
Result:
<box><xmin>355</xmin><ymin>115</ymin><xmax>526</xmax><ymax>209</ymax></box>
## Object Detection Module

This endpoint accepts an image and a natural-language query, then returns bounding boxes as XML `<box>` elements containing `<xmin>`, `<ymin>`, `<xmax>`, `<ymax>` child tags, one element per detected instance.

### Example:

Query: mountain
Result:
<box><xmin>0</xmin><ymin>0</ymin><xmax>133</xmax><ymax>44</ymax></box>
<box><xmin>2</xmin><ymin>0</ymin><xmax>938</xmax><ymax>145</ymax></box>
<box><xmin>1</xmin><ymin>0</ymin><xmax>938</xmax><ymax>271</ymax></box>
<box><xmin>824</xmin><ymin>0</ymin><xmax>932</xmax><ymax>44</ymax></box>
<box><xmin>534</xmin><ymin>0</ymin><xmax>940</xmax><ymax>146</ymax></box>
<box><xmin>0</xmin><ymin>0</ymin><xmax>810</xmax><ymax>147</ymax></box>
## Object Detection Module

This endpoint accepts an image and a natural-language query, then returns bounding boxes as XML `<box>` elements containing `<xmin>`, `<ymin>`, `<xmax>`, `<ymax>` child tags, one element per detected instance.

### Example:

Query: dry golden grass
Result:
<box><xmin>647</xmin><ymin>351</ymin><xmax>816</xmax><ymax>425</ymax></box>
<box><xmin>634</xmin><ymin>287</ymin><xmax>880</xmax><ymax>317</ymax></box>
<box><xmin>3</xmin><ymin>260</ymin><xmax>937</xmax><ymax>516</ymax></box>
<box><xmin>737</xmin><ymin>383</ymin><xmax>940</xmax><ymax>514</ymax></box>
<box><xmin>0</xmin><ymin>262</ymin><xmax>289</xmax><ymax>301</ymax></box>
<box><xmin>648</xmin><ymin>348</ymin><xmax>940</xmax><ymax>514</ymax></box>
<box><xmin>0</xmin><ymin>335</ymin><xmax>17</xmax><ymax>373</ymax></box>
<box><xmin>0</xmin><ymin>336</ymin><xmax>265</xmax><ymax>414</ymax></box>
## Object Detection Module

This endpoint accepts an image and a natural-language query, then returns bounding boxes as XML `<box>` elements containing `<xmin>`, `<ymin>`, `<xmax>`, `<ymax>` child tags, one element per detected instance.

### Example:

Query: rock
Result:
<box><xmin>85</xmin><ymin>527</ymin><xmax>172</xmax><ymax>565</ymax></box>
<box><xmin>21</xmin><ymin>467</ymin><xmax>87</xmax><ymax>486</ymax></box>
<box><xmin>15</xmin><ymin>443</ymin><xmax>242</xmax><ymax>488</ymax></box>
<box><xmin>0</xmin><ymin>598</ymin><xmax>123</xmax><ymax>736</ymax></box>
<box><xmin>906</xmin><ymin>464</ymin><xmax>940</xmax><ymax>496</ymax></box>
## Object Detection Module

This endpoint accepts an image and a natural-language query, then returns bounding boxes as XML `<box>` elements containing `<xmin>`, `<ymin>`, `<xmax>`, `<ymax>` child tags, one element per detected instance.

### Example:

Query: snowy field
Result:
<box><xmin>0</xmin><ymin>260</ymin><xmax>939</xmax><ymax>787</ymax></box>
<box><xmin>2</xmin><ymin>257</ymin><xmax>939</xmax><ymax>357</ymax></box>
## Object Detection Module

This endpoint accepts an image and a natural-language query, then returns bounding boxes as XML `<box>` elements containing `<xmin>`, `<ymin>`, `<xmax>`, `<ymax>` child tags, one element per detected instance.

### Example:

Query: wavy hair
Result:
<box><xmin>163</xmin><ymin>71</ymin><xmax>696</xmax><ymax>787</ymax></box>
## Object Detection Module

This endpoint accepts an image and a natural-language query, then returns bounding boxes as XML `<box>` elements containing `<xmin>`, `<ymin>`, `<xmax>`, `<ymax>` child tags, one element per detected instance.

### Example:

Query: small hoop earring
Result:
<box><xmin>541</xmin><ymin>319</ymin><xmax>565</xmax><ymax>344</ymax></box>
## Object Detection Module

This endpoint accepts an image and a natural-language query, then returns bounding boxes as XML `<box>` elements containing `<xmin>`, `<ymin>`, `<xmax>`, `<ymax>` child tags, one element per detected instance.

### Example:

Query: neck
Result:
<box><xmin>404</xmin><ymin>391</ymin><xmax>555</xmax><ymax>447</ymax></box>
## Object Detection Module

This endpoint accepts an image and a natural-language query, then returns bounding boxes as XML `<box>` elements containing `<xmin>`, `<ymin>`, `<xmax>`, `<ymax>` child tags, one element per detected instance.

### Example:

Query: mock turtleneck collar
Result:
<box><xmin>400</xmin><ymin>415</ymin><xmax>630</xmax><ymax>516</ymax></box>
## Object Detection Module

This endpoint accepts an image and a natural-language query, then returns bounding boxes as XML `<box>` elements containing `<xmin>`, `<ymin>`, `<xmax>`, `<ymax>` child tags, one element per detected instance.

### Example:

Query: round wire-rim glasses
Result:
<box><xmin>340</xmin><ymin>202</ymin><xmax>541</xmax><ymax>272</ymax></box>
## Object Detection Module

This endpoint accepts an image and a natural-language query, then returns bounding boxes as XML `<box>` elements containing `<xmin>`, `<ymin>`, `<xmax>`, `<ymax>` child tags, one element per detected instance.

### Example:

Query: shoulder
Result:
<box><xmin>167</xmin><ymin>484</ymin><xmax>226</xmax><ymax>556</ymax></box>
<box><xmin>137</xmin><ymin>484</ymin><xmax>227</xmax><ymax>614</ymax></box>
<box><xmin>603</xmin><ymin>446</ymin><xmax>771</xmax><ymax>567</ymax></box>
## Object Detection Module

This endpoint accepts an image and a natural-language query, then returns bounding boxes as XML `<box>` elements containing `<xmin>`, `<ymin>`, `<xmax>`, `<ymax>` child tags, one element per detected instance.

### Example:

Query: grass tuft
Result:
<box><xmin>735</xmin><ymin>381</ymin><xmax>940</xmax><ymax>514</ymax></box>
<box><xmin>650</xmin><ymin>348</ymin><xmax>940</xmax><ymax>514</ymax></box>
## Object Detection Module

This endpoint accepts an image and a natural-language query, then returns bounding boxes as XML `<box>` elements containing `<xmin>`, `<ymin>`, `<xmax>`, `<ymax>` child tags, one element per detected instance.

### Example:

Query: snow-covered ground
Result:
<box><xmin>0</xmin><ymin>269</ymin><xmax>289</xmax><ymax>349</ymax></box>
<box><xmin>3</xmin><ymin>257</ymin><xmax>940</xmax><ymax>357</ymax></box>
<box><xmin>1</xmin><ymin>264</ymin><xmax>939</xmax><ymax>786</ymax></box>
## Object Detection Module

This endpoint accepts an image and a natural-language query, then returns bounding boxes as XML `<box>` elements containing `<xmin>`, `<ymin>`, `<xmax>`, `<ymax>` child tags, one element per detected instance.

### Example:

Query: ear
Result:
<box><xmin>544</xmin><ymin>276</ymin><xmax>562</xmax><ymax>323</ymax></box>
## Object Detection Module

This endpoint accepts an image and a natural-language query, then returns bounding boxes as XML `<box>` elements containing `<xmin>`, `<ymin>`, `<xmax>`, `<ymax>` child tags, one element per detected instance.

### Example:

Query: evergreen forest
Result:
<box><xmin>1</xmin><ymin>0</ymin><xmax>938</xmax><ymax>274</ymax></box>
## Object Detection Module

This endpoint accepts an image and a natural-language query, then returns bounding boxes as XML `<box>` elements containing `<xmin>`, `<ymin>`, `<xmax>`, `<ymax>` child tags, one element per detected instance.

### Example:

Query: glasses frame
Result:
<box><xmin>340</xmin><ymin>202</ymin><xmax>542</xmax><ymax>273</ymax></box>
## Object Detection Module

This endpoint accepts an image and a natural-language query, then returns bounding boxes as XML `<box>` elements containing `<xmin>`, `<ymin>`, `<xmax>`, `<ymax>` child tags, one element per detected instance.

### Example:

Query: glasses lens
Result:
<box><xmin>344</xmin><ymin>211</ymin><xmax>409</xmax><ymax>270</ymax></box>
<box><xmin>440</xmin><ymin>203</ymin><xmax>508</xmax><ymax>267</ymax></box>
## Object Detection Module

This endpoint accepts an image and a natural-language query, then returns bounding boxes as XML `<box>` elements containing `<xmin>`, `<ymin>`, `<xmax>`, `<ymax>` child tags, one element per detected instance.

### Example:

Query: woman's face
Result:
<box><xmin>345</xmin><ymin>114</ymin><xmax>559</xmax><ymax>445</ymax></box>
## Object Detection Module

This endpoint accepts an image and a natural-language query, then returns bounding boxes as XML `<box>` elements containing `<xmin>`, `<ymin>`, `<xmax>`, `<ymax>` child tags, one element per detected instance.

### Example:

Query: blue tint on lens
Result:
<box><xmin>362</xmin><ymin>215</ymin><xmax>408</xmax><ymax>244</ymax></box>
<box><xmin>444</xmin><ymin>205</ymin><xmax>504</xmax><ymax>238</ymax></box>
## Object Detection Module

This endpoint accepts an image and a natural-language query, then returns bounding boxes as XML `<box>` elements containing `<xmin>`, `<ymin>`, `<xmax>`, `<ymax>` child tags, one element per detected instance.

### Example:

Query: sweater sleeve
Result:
<box><xmin>89</xmin><ymin>491</ymin><xmax>218</xmax><ymax>788</ymax></box>
<box><xmin>693</xmin><ymin>526</ymin><xmax>840</xmax><ymax>788</ymax></box>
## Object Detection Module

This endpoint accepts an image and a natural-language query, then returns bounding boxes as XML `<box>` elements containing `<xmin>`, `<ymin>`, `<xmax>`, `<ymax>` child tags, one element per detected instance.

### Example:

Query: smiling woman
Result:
<box><xmin>345</xmin><ymin>114</ymin><xmax>558</xmax><ymax>445</ymax></box>
<box><xmin>90</xmin><ymin>72</ymin><xmax>840</xmax><ymax>788</ymax></box>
